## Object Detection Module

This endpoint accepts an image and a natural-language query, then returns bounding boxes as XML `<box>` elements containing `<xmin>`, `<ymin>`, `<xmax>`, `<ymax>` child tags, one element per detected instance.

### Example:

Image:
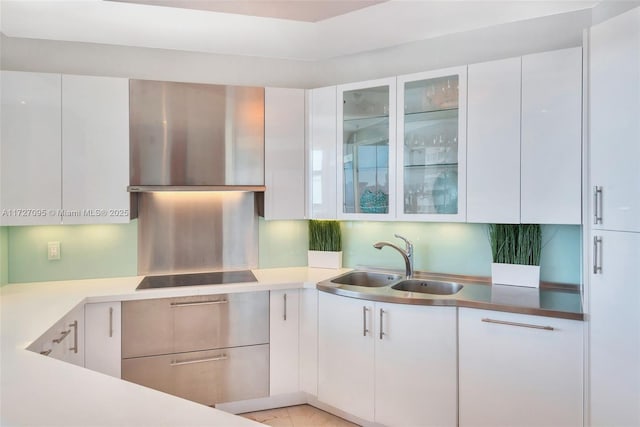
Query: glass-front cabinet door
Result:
<box><xmin>337</xmin><ymin>78</ymin><xmax>396</xmax><ymax>220</ymax></box>
<box><xmin>396</xmin><ymin>67</ymin><xmax>467</xmax><ymax>221</ymax></box>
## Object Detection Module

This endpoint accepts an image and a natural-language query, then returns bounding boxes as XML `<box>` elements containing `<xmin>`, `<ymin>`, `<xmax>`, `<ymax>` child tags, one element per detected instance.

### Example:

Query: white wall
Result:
<box><xmin>0</xmin><ymin>7</ymin><xmax>596</xmax><ymax>88</ymax></box>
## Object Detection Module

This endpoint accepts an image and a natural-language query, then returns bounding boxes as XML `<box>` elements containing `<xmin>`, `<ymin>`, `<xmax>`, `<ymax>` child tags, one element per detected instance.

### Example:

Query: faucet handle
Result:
<box><xmin>394</xmin><ymin>234</ymin><xmax>413</xmax><ymax>254</ymax></box>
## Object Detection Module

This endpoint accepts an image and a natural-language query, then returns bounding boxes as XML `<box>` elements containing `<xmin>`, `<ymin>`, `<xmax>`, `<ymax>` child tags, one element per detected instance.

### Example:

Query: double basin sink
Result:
<box><xmin>329</xmin><ymin>271</ymin><xmax>464</xmax><ymax>295</ymax></box>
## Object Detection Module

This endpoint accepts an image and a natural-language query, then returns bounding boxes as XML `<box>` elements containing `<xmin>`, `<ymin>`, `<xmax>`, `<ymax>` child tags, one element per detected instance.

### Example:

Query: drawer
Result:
<box><xmin>122</xmin><ymin>291</ymin><xmax>269</xmax><ymax>358</ymax></box>
<box><xmin>122</xmin><ymin>344</ymin><xmax>270</xmax><ymax>405</ymax></box>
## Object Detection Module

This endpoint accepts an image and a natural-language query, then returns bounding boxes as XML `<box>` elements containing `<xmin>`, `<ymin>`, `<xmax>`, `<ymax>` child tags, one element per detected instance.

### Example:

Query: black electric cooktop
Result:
<box><xmin>136</xmin><ymin>270</ymin><xmax>257</xmax><ymax>290</ymax></box>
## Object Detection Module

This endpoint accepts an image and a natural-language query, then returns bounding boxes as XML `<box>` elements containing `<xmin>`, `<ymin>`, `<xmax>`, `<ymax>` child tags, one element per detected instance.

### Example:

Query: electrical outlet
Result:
<box><xmin>47</xmin><ymin>242</ymin><xmax>61</xmax><ymax>260</ymax></box>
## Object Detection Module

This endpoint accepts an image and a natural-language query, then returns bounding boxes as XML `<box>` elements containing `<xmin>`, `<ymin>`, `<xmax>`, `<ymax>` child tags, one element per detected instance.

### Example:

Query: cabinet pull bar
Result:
<box><xmin>52</xmin><ymin>329</ymin><xmax>70</xmax><ymax>344</ymax></box>
<box><xmin>170</xmin><ymin>300</ymin><xmax>228</xmax><ymax>307</ymax></box>
<box><xmin>481</xmin><ymin>318</ymin><xmax>554</xmax><ymax>331</ymax></box>
<box><xmin>109</xmin><ymin>307</ymin><xmax>114</xmax><ymax>338</ymax></box>
<box><xmin>593</xmin><ymin>236</ymin><xmax>603</xmax><ymax>274</ymax></box>
<box><xmin>379</xmin><ymin>308</ymin><xmax>385</xmax><ymax>340</ymax></box>
<box><xmin>69</xmin><ymin>320</ymin><xmax>78</xmax><ymax>353</ymax></box>
<box><xmin>283</xmin><ymin>293</ymin><xmax>287</xmax><ymax>321</ymax></box>
<box><xmin>594</xmin><ymin>186</ymin><xmax>603</xmax><ymax>224</ymax></box>
<box><xmin>170</xmin><ymin>355</ymin><xmax>227</xmax><ymax>366</ymax></box>
<box><xmin>40</xmin><ymin>349</ymin><xmax>52</xmax><ymax>356</ymax></box>
<box><xmin>363</xmin><ymin>306</ymin><xmax>369</xmax><ymax>336</ymax></box>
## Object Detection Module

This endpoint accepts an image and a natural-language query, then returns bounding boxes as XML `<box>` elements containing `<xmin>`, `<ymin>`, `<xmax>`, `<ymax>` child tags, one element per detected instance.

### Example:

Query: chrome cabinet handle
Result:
<box><xmin>594</xmin><ymin>186</ymin><xmax>603</xmax><ymax>224</ymax></box>
<box><xmin>40</xmin><ymin>349</ymin><xmax>52</xmax><ymax>356</ymax></box>
<box><xmin>52</xmin><ymin>329</ymin><xmax>70</xmax><ymax>344</ymax></box>
<box><xmin>593</xmin><ymin>236</ymin><xmax>603</xmax><ymax>274</ymax></box>
<box><xmin>69</xmin><ymin>320</ymin><xmax>78</xmax><ymax>353</ymax></box>
<box><xmin>482</xmin><ymin>318</ymin><xmax>554</xmax><ymax>331</ymax></box>
<box><xmin>379</xmin><ymin>308</ymin><xmax>385</xmax><ymax>340</ymax></box>
<box><xmin>363</xmin><ymin>306</ymin><xmax>369</xmax><ymax>336</ymax></box>
<box><xmin>170</xmin><ymin>354</ymin><xmax>227</xmax><ymax>366</ymax></box>
<box><xmin>109</xmin><ymin>306</ymin><xmax>114</xmax><ymax>338</ymax></box>
<box><xmin>283</xmin><ymin>293</ymin><xmax>287</xmax><ymax>321</ymax></box>
<box><xmin>170</xmin><ymin>300</ymin><xmax>228</xmax><ymax>307</ymax></box>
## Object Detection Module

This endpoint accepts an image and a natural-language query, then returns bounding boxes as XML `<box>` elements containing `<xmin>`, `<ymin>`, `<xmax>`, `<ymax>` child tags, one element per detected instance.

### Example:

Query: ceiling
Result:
<box><xmin>0</xmin><ymin>0</ymin><xmax>599</xmax><ymax>61</ymax></box>
<box><xmin>108</xmin><ymin>0</ymin><xmax>387</xmax><ymax>22</ymax></box>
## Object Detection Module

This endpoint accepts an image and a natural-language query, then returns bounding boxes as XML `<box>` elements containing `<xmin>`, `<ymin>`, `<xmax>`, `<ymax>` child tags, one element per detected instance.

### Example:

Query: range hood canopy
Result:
<box><xmin>129</xmin><ymin>79</ymin><xmax>265</xmax><ymax>191</ymax></box>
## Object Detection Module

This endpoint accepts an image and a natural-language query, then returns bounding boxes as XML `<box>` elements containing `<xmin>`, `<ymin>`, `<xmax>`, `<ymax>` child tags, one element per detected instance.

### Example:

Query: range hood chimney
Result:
<box><xmin>128</xmin><ymin>79</ymin><xmax>265</xmax><ymax>192</ymax></box>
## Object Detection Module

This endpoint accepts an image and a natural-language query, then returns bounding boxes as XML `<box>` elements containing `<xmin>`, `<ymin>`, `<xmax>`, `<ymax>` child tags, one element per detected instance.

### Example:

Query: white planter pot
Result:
<box><xmin>308</xmin><ymin>251</ymin><xmax>343</xmax><ymax>269</ymax></box>
<box><xmin>491</xmin><ymin>263</ymin><xmax>541</xmax><ymax>288</ymax></box>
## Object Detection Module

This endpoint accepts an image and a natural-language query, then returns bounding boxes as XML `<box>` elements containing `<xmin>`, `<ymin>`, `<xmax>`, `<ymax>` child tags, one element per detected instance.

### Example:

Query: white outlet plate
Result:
<box><xmin>47</xmin><ymin>241</ymin><xmax>60</xmax><ymax>260</ymax></box>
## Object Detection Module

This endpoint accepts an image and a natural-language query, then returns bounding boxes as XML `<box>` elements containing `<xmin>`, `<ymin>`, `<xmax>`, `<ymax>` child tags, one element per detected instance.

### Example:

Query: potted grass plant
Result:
<box><xmin>489</xmin><ymin>224</ymin><xmax>542</xmax><ymax>288</ymax></box>
<box><xmin>308</xmin><ymin>220</ymin><xmax>343</xmax><ymax>269</ymax></box>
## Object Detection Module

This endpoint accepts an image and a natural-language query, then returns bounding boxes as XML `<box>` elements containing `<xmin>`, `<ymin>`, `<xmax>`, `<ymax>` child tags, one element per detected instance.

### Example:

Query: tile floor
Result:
<box><xmin>240</xmin><ymin>404</ymin><xmax>359</xmax><ymax>427</ymax></box>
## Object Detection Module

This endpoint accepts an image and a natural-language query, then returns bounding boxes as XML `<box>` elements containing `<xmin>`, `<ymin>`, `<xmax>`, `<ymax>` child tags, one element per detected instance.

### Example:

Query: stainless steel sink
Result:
<box><xmin>392</xmin><ymin>279</ymin><xmax>464</xmax><ymax>295</ymax></box>
<box><xmin>330</xmin><ymin>271</ymin><xmax>402</xmax><ymax>288</ymax></box>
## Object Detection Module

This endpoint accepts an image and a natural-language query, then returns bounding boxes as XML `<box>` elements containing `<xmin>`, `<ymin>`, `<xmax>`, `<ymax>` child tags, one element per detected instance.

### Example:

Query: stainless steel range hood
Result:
<box><xmin>128</xmin><ymin>79</ymin><xmax>265</xmax><ymax>192</ymax></box>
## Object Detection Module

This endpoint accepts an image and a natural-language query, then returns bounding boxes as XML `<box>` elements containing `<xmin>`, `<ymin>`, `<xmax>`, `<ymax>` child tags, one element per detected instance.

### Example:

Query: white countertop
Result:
<box><xmin>0</xmin><ymin>267</ymin><xmax>348</xmax><ymax>426</ymax></box>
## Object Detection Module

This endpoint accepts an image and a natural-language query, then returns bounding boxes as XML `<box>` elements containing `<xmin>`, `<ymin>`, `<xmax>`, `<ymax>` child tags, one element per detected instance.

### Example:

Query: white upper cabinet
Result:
<box><xmin>467</xmin><ymin>58</ymin><xmax>522</xmax><ymax>223</ymax></box>
<box><xmin>62</xmin><ymin>75</ymin><xmax>129</xmax><ymax>224</ymax></box>
<box><xmin>397</xmin><ymin>66</ymin><xmax>467</xmax><ymax>222</ymax></box>
<box><xmin>590</xmin><ymin>8</ymin><xmax>640</xmax><ymax>232</ymax></box>
<box><xmin>265</xmin><ymin>87</ymin><xmax>306</xmax><ymax>220</ymax></box>
<box><xmin>307</xmin><ymin>86</ymin><xmax>338</xmax><ymax>220</ymax></box>
<box><xmin>521</xmin><ymin>47</ymin><xmax>582</xmax><ymax>224</ymax></box>
<box><xmin>337</xmin><ymin>78</ymin><xmax>396</xmax><ymax>221</ymax></box>
<box><xmin>1</xmin><ymin>71</ymin><xmax>62</xmax><ymax>225</ymax></box>
<box><xmin>1</xmin><ymin>71</ymin><xmax>130</xmax><ymax>226</ymax></box>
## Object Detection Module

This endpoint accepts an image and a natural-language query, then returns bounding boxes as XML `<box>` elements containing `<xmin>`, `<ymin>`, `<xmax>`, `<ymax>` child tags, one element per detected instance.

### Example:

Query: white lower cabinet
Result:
<box><xmin>29</xmin><ymin>303</ymin><xmax>85</xmax><ymax>366</ymax></box>
<box><xmin>318</xmin><ymin>292</ymin><xmax>457</xmax><ymax>425</ymax></box>
<box><xmin>269</xmin><ymin>289</ymin><xmax>300</xmax><ymax>396</ymax></box>
<box><xmin>458</xmin><ymin>307</ymin><xmax>583</xmax><ymax>427</ymax></box>
<box><xmin>299</xmin><ymin>288</ymin><xmax>319</xmax><ymax>396</ymax></box>
<box><xmin>85</xmin><ymin>302</ymin><xmax>122</xmax><ymax>378</ymax></box>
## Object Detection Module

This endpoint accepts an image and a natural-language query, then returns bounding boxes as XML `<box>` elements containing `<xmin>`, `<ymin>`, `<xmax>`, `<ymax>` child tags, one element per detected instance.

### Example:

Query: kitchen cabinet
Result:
<box><xmin>590</xmin><ymin>8</ymin><xmax>640</xmax><ymax>233</ymax></box>
<box><xmin>307</xmin><ymin>86</ymin><xmax>338</xmax><ymax>219</ymax></box>
<box><xmin>122</xmin><ymin>344</ymin><xmax>270</xmax><ymax>406</ymax></box>
<box><xmin>318</xmin><ymin>292</ymin><xmax>457</xmax><ymax>425</ymax></box>
<box><xmin>299</xmin><ymin>288</ymin><xmax>318</xmax><ymax>396</ymax></box>
<box><xmin>467</xmin><ymin>49</ymin><xmax>582</xmax><ymax>224</ymax></box>
<box><xmin>589</xmin><ymin>230</ymin><xmax>640</xmax><ymax>425</ymax></box>
<box><xmin>61</xmin><ymin>75</ymin><xmax>129</xmax><ymax>225</ymax></box>
<box><xmin>121</xmin><ymin>292</ymin><xmax>270</xmax><ymax>406</ymax></box>
<box><xmin>85</xmin><ymin>302</ymin><xmax>121</xmax><ymax>378</ymax></box>
<box><xmin>588</xmin><ymin>8</ymin><xmax>640</xmax><ymax>426</ymax></box>
<box><xmin>521</xmin><ymin>47</ymin><xmax>582</xmax><ymax>224</ymax></box>
<box><xmin>396</xmin><ymin>66</ymin><xmax>467</xmax><ymax>222</ymax></box>
<box><xmin>467</xmin><ymin>57</ymin><xmax>521</xmax><ymax>223</ymax></box>
<box><xmin>0</xmin><ymin>71</ymin><xmax>129</xmax><ymax>226</ymax></box>
<box><xmin>264</xmin><ymin>87</ymin><xmax>306</xmax><ymax>220</ymax></box>
<box><xmin>269</xmin><ymin>289</ymin><xmax>299</xmax><ymax>396</ymax></box>
<box><xmin>374</xmin><ymin>301</ymin><xmax>457</xmax><ymax>427</ymax></box>
<box><xmin>458</xmin><ymin>307</ymin><xmax>583</xmax><ymax>427</ymax></box>
<box><xmin>318</xmin><ymin>292</ymin><xmax>374</xmax><ymax>420</ymax></box>
<box><xmin>28</xmin><ymin>303</ymin><xmax>85</xmax><ymax>367</ymax></box>
<box><xmin>337</xmin><ymin>78</ymin><xmax>397</xmax><ymax>220</ymax></box>
<box><xmin>1</xmin><ymin>71</ymin><xmax>62</xmax><ymax>226</ymax></box>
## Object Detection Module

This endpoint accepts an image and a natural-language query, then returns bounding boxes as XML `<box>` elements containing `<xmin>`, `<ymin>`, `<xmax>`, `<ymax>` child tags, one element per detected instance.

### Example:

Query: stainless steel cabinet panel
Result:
<box><xmin>172</xmin><ymin>292</ymin><xmax>269</xmax><ymax>353</ymax></box>
<box><xmin>122</xmin><ymin>344</ymin><xmax>270</xmax><ymax>406</ymax></box>
<box><xmin>122</xmin><ymin>297</ymin><xmax>173</xmax><ymax>358</ymax></box>
<box><xmin>122</xmin><ymin>291</ymin><xmax>269</xmax><ymax>358</ymax></box>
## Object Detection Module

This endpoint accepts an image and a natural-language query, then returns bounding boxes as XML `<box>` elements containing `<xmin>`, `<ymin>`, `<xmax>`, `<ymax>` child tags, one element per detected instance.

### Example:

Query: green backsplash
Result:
<box><xmin>3</xmin><ymin>219</ymin><xmax>581</xmax><ymax>285</ymax></box>
<box><xmin>1</xmin><ymin>227</ymin><xmax>8</xmax><ymax>285</ymax></box>
<box><xmin>341</xmin><ymin>222</ymin><xmax>581</xmax><ymax>284</ymax></box>
<box><xmin>7</xmin><ymin>221</ymin><xmax>138</xmax><ymax>283</ymax></box>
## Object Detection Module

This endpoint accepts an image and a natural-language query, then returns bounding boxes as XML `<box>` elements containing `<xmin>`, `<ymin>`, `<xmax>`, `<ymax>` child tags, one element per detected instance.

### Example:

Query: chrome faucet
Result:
<box><xmin>373</xmin><ymin>234</ymin><xmax>414</xmax><ymax>279</ymax></box>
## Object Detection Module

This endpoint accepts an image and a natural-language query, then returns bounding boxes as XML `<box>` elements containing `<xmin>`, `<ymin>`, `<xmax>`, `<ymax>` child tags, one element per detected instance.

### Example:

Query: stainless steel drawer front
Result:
<box><xmin>122</xmin><ymin>344</ymin><xmax>270</xmax><ymax>406</ymax></box>
<box><xmin>122</xmin><ymin>291</ymin><xmax>269</xmax><ymax>358</ymax></box>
